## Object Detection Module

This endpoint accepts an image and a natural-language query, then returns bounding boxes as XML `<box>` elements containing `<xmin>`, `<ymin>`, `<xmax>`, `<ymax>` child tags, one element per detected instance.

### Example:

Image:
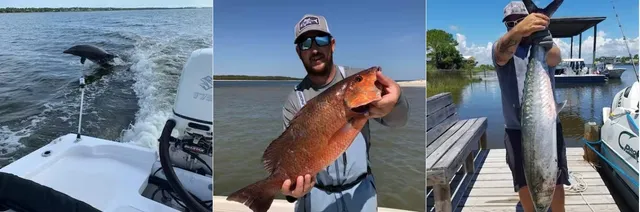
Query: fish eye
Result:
<box><xmin>355</xmin><ymin>75</ymin><xmax>363</xmax><ymax>82</ymax></box>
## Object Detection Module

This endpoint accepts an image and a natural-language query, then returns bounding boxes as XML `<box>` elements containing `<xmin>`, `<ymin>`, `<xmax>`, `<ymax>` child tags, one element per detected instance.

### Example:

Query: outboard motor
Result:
<box><xmin>156</xmin><ymin>48</ymin><xmax>213</xmax><ymax>212</ymax></box>
<box><xmin>163</xmin><ymin>48</ymin><xmax>213</xmax><ymax>176</ymax></box>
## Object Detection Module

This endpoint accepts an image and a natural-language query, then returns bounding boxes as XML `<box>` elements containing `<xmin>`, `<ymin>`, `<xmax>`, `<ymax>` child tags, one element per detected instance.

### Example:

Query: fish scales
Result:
<box><xmin>521</xmin><ymin>45</ymin><xmax>559</xmax><ymax>212</ymax></box>
<box><xmin>227</xmin><ymin>67</ymin><xmax>383</xmax><ymax>212</ymax></box>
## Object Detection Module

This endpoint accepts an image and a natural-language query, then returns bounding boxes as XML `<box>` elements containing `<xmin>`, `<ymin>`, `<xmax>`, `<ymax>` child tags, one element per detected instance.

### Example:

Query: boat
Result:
<box><xmin>553</xmin><ymin>58</ymin><xmax>607</xmax><ymax>84</ymax></box>
<box><xmin>599</xmin><ymin>80</ymin><xmax>639</xmax><ymax>211</ymax></box>
<box><xmin>0</xmin><ymin>48</ymin><xmax>214</xmax><ymax>212</ymax></box>
<box><xmin>597</xmin><ymin>59</ymin><xmax>627</xmax><ymax>79</ymax></box>
<box><xmin>555</xmin><ymin>58</ymin><xmax>590</xmax><ymax>75</ymax></box>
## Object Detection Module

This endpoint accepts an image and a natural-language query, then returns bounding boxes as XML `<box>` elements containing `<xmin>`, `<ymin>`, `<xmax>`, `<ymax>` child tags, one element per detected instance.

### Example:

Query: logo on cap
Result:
<box><xmin>298</xmin><ymin>17</ymin><xmax>319</xmax><ymax>31</ymax></box>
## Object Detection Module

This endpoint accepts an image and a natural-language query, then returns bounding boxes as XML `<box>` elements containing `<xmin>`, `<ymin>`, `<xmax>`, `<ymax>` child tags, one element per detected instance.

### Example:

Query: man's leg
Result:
<box><xmin>504</xmin><ymin>128</ymin><xmax>535</xmax><ymax>212</ymax></box>
<box><xmin>517</xmin><ymin>186</ymin><xmax>535</xmax><ymax>212</ymax></box>
<box><xmin>551</xmin><ymin>122</ymin><xmax>570</xmax><ymax>212</ymax></box>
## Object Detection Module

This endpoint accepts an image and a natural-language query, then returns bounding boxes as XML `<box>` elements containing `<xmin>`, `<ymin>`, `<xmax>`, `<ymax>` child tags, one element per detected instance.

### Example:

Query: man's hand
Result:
<box><xmin>514</xmin><ymin>13</ymin><xmax>550</xmax><ymax>37</ymax></box>
<box><xmin>369</xmin><ymin>71</ymin><xmax>401</xmax><ymax>118</ymax></box>
<box><xmin>281</xmin><ymin>174</ymin><xmax>315</xmax><ymax>198</ymax></box>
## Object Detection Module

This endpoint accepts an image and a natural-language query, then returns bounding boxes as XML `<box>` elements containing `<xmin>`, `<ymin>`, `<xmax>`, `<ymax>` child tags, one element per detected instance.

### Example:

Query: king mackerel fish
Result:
<box><xmin>519</xmin><ymin>0</ymin><xmax>567</xmax><ymax>211</ymax></box>
<box><xmin>226</xmin><ymin>67</ymin><xmax>383</xmax><ymax>212</ymax></box>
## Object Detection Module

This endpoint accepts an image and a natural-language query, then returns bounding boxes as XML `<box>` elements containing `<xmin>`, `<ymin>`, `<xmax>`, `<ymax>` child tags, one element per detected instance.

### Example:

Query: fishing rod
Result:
<box><xmin>607</xmin><ymin>0</ymin><xmax>639</xmax><ymax>80</ymax></box>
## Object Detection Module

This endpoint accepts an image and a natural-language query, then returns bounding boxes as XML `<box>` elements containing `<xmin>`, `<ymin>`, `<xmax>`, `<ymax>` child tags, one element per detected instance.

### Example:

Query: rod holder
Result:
<box><xmin>75</xmin><ymin>76</ymin><xmax>86</xmax><ymax>142</ymax></box>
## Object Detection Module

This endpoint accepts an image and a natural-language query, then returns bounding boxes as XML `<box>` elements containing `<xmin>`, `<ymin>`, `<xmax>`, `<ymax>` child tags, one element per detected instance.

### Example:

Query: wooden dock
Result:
<box><xmin>456</xmin><ymin>147</ymin><xmax>619</xmax><ymax>212</ymax></box>
<box><xmin>212</xmin><ymin>196</ymin><xmax>417</xmax><ymax>212</ymax></box>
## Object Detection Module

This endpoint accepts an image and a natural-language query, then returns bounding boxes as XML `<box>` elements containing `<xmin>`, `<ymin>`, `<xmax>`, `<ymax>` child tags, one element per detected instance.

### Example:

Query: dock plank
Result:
<box><xmin>457</xmin><ymin>147</ymin><xmax>620</xmax><ymax>212</ymax></box>
<box><xmin>458</xmin><ymin>204</ymin><xmax>620</xmax><ymax>212</ymax></box>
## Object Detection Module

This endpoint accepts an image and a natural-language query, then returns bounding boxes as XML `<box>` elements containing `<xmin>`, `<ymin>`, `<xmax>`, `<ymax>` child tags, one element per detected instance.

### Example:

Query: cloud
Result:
<box><xmin>454</xmin><ymin>31</ymin><xmax>639</xmax><ymax>65</ymax></box>
<box><xmin>454</xmin><ymin>33</ymin><xmax>495</xmax><ymax>65</ymax></box>
<box><xmin>449</xmin><ymin>25</ymin><xmax>459</xmax><ymax>31</ymax></box>
<box><xmin>553</xmin><ymin>31</ymin><xmax>639</xmax><ymax>64</ymax></box>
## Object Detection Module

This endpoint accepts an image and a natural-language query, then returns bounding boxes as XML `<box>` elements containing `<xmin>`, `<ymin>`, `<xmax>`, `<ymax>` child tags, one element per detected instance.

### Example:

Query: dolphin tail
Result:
<box><xmin>80</xmin><ymin>57</ymin><xmax>86</xmax><ymax>64</ymax></box>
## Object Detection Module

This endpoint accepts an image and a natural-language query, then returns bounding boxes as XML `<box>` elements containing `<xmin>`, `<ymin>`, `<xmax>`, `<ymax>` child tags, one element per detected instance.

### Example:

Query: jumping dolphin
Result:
<box><xmin>63</xmin><ymin>44</ymin><xmax>118</xmax><ymax>67</ymax></box>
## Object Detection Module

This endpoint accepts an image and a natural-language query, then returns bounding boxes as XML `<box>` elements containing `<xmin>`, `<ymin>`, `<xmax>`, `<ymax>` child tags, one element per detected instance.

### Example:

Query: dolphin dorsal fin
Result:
<box><xmin>80</xmin><ymin>57</ymin><xmax>86</xmax><ymax>64</ymax></box>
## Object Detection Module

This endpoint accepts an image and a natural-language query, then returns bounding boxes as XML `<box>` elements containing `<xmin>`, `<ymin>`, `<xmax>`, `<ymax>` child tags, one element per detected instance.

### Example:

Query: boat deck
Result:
<box><xmin>454</xmin><ymin>148</ymin><xmax>620</xmax><ymax>212</ymax></box>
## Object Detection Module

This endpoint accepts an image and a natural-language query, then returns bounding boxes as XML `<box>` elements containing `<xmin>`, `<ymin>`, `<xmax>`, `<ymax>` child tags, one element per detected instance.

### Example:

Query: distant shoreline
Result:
<box><xmin>0</xmin><ymin>7</ymin><xmax>211</xmax><ymax>14</ymax></box>
<box><xmin>214</xmin><ymin>79</ymin><xmax>426</xmax><ymax>87</ymax></box>
<box><xmin>214</xmin><ymin>80</ymin><xmax>300</xmax><ymax>82</ymax></box>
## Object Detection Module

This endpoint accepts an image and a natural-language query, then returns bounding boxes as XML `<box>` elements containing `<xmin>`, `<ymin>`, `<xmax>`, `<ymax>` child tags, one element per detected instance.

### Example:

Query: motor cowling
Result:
<box><xmin>166</xmin><ymin>48</ymin><xmax>213</xmax><ymax>175</ymax></box>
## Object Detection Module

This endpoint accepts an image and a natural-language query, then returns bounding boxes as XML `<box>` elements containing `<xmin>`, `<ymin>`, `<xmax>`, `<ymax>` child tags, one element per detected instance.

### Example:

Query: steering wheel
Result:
<box><xmin>0</xmin><ymin>172</ymin><xmax>100</xmax><ymax>212</ymax></box>
<box><xmin>158</xmin><ymin>119</ymin><xmax>210</xmax><ymax>212</ymax></box>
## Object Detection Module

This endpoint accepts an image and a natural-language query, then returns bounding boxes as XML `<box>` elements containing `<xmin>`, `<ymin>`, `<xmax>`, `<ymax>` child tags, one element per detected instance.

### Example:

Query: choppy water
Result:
<box><xmin>0</xmin><ymin>9</ymin><xmax>213</xmax><ymax>166</ymax></box>
<box><xmin>213</xmin><ymin>81</ymin><xmax>426</xmax><ymax>211</ymax></box>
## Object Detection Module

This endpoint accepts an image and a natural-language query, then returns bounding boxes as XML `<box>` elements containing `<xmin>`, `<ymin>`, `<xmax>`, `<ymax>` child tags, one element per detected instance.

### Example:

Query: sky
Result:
<box><xmin>214</xmin><ymin>0</ymin><xmax>426</xmax><ymax>80</ymax></box>
<box><xmin>0</xmin><ymin>0</ymin><xmax>212</xmax><ymax>8</ymax></box>
<box><xmin>427</xmin><ymin>0</ymin><xmax>639</xmax><ymax>65</ymax></box>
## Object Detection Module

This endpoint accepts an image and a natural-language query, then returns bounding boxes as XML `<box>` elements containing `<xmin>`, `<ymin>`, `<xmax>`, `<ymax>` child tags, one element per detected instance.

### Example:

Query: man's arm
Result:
<box><xmin>493</xmin><ymin>29</ymin><xmax>524</xmax><ymax>66</ymax></box>
<box><xmin>374</xmin><ymin>91</ymin><xmax>409</xmax><ymax>128</ymax></box>
<box><xmin>546</xmin><ymin>43</ymin><xmax>561</xmax><ymax>67</ymax></box>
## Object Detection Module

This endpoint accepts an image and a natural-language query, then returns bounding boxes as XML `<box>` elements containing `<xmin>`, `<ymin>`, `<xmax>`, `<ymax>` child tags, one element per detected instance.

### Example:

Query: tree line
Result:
<box><xmin>426</xmin><ymin>29</ymin><xmax>494</xmax><ymax>72</ymax></box>
<box><xmin>0</xmin><ymin>7</ymin><xmax>209</xmax><ymax>13</ymax></box>
<box><xmin>213</xmin><ymin>75</ymin><xmax>302</xmax><ymax>81</ymax></box>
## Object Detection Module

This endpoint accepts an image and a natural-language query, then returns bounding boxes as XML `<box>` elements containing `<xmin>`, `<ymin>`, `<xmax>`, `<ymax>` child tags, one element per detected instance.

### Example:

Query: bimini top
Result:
<box><xmin>549</xmin><ymin>16</ymin><xmax>607</xmax><ymax>38</ymax></box>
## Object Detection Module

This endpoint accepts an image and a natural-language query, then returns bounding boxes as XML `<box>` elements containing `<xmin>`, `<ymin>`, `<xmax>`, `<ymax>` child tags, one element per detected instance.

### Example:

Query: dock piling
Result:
<box><xmin>583</xmin><ymin>122</ymin><xmax>601</xmax><ymax>167</ymax></box>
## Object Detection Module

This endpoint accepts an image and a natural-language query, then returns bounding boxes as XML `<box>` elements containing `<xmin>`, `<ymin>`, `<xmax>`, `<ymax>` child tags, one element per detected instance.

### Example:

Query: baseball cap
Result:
<box><xmin>502</xmin><ymin>1</ymin><xmax>529</xmax><ymax>22</ymax></box>
<box><xmin>294</xmin><ymin>14</ymin><xmax>331</xmax><ymax>44</ymax></box>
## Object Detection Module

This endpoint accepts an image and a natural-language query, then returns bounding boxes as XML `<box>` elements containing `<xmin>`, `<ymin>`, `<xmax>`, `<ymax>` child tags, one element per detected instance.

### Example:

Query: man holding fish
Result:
<box><xmin>492</xmin><ymin>1</ymin><xmax>569</xmax><ymax>212</ymax></box>
<box><xmin>278</xmin><ymin>14</ymin><xmax>410</xmax><ymax>211</ymax></box>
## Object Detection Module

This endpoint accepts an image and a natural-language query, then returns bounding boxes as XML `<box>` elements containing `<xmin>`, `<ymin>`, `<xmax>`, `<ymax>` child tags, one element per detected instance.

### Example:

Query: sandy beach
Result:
<box><xmin>397</xmin><ymin>80</ymin><xmax>426</xmax><ymax>87</ymax></box>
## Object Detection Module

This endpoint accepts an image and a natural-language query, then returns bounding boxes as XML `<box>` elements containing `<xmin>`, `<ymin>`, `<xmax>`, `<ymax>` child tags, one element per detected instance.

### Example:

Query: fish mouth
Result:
<box><xmin>351</xmin><ymin>104</ymin><xmax>371</xmax><ymax>114</ymax></box>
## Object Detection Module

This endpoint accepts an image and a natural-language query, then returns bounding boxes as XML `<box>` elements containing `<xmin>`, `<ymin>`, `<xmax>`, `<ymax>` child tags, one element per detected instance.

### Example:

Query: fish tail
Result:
<box><xmin>226</xmin><ymin>177</ymin><xmax>280</xmax><ymax>212</ymax></box>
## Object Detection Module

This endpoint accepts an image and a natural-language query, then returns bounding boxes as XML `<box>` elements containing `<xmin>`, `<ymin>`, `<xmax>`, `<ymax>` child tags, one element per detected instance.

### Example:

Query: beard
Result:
<box><xmin>304</xmin><ymin>53</ymin><xmax>333</xmax><ymax>77</ymax></box>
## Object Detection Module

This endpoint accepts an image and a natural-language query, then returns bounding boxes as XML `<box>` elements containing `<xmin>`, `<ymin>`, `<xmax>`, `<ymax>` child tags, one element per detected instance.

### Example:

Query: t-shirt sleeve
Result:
<box><xmin>282</xmin><ymin>90</ymin><xmax>299</xmax><ymax>131</ymax></box>
<box><xmin>375</xmin><ymin>91</ymin><xmax>409</xmax><ymax>127</ymax></box>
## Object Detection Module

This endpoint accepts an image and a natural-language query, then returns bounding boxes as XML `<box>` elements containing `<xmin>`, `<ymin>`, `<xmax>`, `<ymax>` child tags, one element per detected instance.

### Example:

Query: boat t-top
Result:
<box><xmin>0</xmin><ymin>48</ymin><xmax>213</xmax><ymax>212</ymax></box>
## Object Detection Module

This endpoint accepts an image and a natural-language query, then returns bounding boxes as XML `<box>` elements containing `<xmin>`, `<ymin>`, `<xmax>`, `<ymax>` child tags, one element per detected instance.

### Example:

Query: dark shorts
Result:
<box><xmin>504</xmin><ymin>123</ymin><xmax>571</xmax><ymax>192</ymax></box>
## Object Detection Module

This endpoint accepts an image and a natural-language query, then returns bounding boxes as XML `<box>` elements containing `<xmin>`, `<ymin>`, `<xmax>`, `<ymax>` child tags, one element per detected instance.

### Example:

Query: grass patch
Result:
<box><xmin>426</xmin><ymin>68</ymin><xmax>481</xmax><ymax>104</ymax></box>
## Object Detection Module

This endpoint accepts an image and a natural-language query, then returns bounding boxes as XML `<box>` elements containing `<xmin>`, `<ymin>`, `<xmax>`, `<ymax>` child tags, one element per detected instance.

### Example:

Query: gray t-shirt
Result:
<box><xmin>492</xmin><ymin>42</ymin><xmax>558</xmax><ymax>129</ymax></box>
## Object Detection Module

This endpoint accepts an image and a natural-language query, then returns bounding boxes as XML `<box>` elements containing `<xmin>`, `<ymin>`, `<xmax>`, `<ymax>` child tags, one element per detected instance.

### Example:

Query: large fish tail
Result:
<box><xmin>227</xmin><ymin>177</ymin><xmax>280</xmax><ymax>212</ymax></box>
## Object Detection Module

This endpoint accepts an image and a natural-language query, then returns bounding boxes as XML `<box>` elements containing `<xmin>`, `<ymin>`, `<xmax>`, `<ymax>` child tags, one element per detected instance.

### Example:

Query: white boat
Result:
<box><xmin>0</xmin><ymin>48</ymin><xmax>213</xmax><ymax>212</ymax></box>
<box><xmin>555</xmin><ymin>58</ymin><xmax>591</xmax><ymax>76</ymax></box>
<box><xmin>600</xmin><ymin>80</ymin><xmax>639</xmax><ymax>210</ymax></box>
<box><xmin>599</xmin><ymin>62</ymin><xmax>627</xmax><ymax>79</ymax></box>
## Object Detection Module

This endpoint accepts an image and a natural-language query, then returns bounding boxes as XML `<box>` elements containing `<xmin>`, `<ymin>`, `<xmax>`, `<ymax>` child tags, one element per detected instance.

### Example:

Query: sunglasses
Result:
<box><xmin>297</xmin><ymin>35</ymin><xmax>331</xmax><ymax>50</ymax></box>
<box><xmin>504</xmin><ymin>17</ymin><xmax>525</xmax><ymax>28</ymax></box>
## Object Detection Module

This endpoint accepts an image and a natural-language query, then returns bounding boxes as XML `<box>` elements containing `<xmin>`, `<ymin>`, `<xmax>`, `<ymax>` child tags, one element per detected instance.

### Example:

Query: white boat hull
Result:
<box><xmin>600</xmin><ymin>81</ymin><xmax>640</xmax><ymax>206</ymax></box>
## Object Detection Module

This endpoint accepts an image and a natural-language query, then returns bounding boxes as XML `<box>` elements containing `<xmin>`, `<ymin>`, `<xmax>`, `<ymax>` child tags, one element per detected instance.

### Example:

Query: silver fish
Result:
<box><xmin>520</xmin><ymin>0</ymin><xmax>565</xmax><ymax>211</ymax></box>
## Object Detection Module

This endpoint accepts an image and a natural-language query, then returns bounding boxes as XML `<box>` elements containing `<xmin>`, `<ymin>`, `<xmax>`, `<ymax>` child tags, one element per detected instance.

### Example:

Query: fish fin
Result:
<box><xmin>556</xmin><ymin>100</ymin><xmax>567</xmax><ymax>115</ymax></box>
<box><xmin>262</xmin><ymin>131</ymin><xmax>293</xmax><ymax>174</ymax></box>
<box><xmin>326</xmin><ymin>117</ymin><xmax>368</xmax><ymax>151</ymax></box>
<box><xmin>227</xmin><ymin>177</ymin><xmax>279</xmax><ymax>212</ymax></box>
<box><xmin>80</xmin><ymin>57</ymin><xmax>86</xmax><ymax>64</ymax></box>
